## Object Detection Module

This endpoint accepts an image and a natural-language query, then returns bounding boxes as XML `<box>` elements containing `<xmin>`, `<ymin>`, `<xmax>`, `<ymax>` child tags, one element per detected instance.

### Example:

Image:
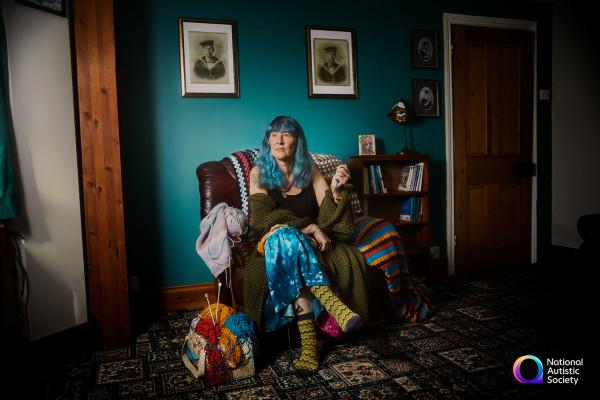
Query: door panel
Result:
<box><xmin>467</xmin><ymin>44</ymin><xmax>488</xmax><ymax>155</ymax></box>
<box><xmin>467</xmin><ymin>185</ymin><xmax>487</xmax><ymax>245</ymax></box>
<box><xmin>453</xmin><ymin>25</ymin><xmax>534</xmax><ymax>273</ymax></box>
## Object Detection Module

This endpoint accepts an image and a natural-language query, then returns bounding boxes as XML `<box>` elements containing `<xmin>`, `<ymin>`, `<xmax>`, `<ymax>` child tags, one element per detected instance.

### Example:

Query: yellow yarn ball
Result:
<box><xmin>219</xmin><ymin>327</ymin><xmax>242</xmax><ymax>368</ymax></box>
<box><xmin>200</xmin><ymin>303</ymin><xmax>233</xmax><ymax>326</ymax></box>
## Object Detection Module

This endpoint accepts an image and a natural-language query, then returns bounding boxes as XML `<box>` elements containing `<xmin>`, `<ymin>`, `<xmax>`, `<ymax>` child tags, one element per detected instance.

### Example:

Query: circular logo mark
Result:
<box><xmin>513</xmin><ymin>355</ymin><xmax>543</xmax><ymax>384</ymax></box>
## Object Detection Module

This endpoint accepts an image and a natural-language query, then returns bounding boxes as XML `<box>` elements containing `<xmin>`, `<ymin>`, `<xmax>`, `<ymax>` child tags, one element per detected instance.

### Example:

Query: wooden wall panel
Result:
<box><xmin>72</xmin><ymin>0</ymin><xmax>130</xmax><ymax>345</ymax></box>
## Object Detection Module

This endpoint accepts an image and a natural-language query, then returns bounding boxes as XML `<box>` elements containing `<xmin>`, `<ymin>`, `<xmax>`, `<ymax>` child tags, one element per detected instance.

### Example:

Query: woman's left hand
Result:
<box><xmin>302</xmin><ymin>224</ymin><xmax>332</xmax><ymax>252</ymax></box>
<box><xmin>331</xmin><ymin>164</ymin><xmax>351</xmax><ymax>194</ymax></box>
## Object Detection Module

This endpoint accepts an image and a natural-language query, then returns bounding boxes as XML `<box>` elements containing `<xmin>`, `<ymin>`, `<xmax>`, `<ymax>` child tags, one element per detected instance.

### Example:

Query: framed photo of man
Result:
<box><xmin>178</xmin><ymin>18</ymin><xmax>239</xmax><ymax>98</ymax></box>
<box><xmin>411</xmin><ymin>30</ymin><xmax>439</xmax><ymax>69</ymax></box>
<box><xmin>306</xmin><ymin>26</ymin><xmax>358</xmax><ymax>99</ymax></box>
<box><xmin>16</xmin><ymin>0</ymin><xmax>66</xmax><ymax>17</ymax></box>
<box><xmin>413</xmin><ymin>79</ymin><xmax>440</xmax><ymax>117</ymax></box>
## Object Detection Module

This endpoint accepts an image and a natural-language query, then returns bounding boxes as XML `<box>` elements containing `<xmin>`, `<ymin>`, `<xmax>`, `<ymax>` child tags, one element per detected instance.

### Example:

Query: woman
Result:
<box><xmin>245</xmin><ymin>115</ymin><xmax>369</xmax><ymax>376</ymax></box>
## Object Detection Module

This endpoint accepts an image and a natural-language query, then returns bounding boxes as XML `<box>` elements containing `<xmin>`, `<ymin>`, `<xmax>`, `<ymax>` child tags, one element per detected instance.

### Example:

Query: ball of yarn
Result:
<box><xmin>200</xmin><ymin>304</ymin><xmax>233</xmax><ymax>326</ymax></box>
<box><xmin>219</xmin><ymin>327</ymin><xmax>242</xmax><ymax>368</ymax></box>
<box><xmin>224</xmin><ymin>206</ymin><xmax>248</xmax><ymax>237</ymax></box>
<box><xmin>224</xmin><ymin>312</ymin><xmax>256</xmax><ymax>344</ymax></box>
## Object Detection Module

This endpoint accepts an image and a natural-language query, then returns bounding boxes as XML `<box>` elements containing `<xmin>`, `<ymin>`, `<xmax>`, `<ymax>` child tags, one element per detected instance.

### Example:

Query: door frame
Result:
<box><xmin>442</xmin><ymin>13</ymin><xmax>538</xmax><ymax>275</ymax></box>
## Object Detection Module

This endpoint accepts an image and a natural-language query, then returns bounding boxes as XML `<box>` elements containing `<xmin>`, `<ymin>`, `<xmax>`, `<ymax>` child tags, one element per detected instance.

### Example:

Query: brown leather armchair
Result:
<box><xmin>196</xmin><ymin>157</ymin><xmax>251</xmax><ymax>310</ymax></box>
<box><xmin>196</xmin><ymin>150</ymin><xmax>389</xmax><ymax>318</ymax></box>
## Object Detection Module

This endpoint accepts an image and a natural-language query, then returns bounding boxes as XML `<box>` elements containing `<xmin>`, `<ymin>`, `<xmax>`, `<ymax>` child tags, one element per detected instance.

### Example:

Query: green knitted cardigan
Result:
<box><xmin>244</xmin><ymin>188</ymin><xmax>370</xmax><ymax>330</ymax></box>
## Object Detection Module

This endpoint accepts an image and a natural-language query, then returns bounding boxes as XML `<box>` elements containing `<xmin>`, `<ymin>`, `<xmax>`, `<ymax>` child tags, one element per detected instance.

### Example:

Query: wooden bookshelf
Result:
<box><xmin>350</xmin><ymin>154</ymin><xmax>431</xmax><ymax>274</ymax></box>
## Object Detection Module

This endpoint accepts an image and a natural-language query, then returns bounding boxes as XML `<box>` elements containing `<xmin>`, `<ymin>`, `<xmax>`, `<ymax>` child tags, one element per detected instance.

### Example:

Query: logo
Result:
<box><xmin>513</xmin><ymin>355</ymin><xmax>544</xmax><ymax>384</ymax></box>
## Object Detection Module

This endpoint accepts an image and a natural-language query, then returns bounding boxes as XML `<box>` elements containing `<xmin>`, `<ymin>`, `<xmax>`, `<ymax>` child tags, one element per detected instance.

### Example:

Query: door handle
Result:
<box><xmin>517</xmin><ymin>162</ymin><xmax>536</xmax><ymax>177</ymax></box>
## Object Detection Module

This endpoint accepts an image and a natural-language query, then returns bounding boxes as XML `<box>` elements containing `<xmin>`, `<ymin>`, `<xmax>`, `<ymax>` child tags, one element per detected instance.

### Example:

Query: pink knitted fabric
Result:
<box><xmin>196</xmin><ymin>202</ymin><xmax>247</xmax><ymax>278</ymax></box>
<box><xmin>318</xmin><ymin>312</ymin><xmax>343</xmax><ymax>338</ymax></box>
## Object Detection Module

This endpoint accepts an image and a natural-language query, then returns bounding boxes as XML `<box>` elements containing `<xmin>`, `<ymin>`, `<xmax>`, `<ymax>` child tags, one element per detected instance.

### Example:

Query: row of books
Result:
<box><xmin>365</xmin><ymin>164</ymin><xmax>388</xmax><ymax>194</ymax></box>
<box><xmin>399</xmin><ymin>196</ymin><xmax>424</xmax><ymax>222</ymax></box>
<box><xmin>398</xmin><ymin>162</ymin><xmax>424</xmax><ymax>192</ymax></box>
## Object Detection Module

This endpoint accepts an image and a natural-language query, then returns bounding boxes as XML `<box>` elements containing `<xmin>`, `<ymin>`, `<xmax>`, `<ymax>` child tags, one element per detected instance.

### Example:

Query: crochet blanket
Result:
<box><xmin>226</xmin><ymin>149</ymin><xmax>362</xmax><ymax>217</ymax></box>
<box><xmin>352</xmin><ymin>216</ymin><xmax>434</xmax><ymax>322</ymax></box>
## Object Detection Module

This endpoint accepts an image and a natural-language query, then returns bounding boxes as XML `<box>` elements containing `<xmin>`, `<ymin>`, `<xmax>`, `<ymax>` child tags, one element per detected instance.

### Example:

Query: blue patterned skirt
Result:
<box><xmin>262</xmin><ymin>226</ymin><xmax>329</xmax><ymax>332</ymax></box>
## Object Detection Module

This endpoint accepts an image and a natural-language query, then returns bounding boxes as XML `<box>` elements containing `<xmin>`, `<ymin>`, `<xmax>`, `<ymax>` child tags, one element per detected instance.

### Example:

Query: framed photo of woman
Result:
<box><xmin>306</xmin><ymin>26</ymin><xmax>358</xmax><ymax>99</ymax></box>
<box><xmin>178</xmin><ymin>18</ymin><xmax>240</xmax><ymax>98</ymax></box>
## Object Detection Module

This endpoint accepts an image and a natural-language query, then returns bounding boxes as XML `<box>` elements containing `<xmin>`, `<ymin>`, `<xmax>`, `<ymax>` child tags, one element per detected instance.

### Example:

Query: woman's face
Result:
<box><xmin>269</xmin><ymin>130</ymin><xmax>297</xmax><ymax>162</ymax></box>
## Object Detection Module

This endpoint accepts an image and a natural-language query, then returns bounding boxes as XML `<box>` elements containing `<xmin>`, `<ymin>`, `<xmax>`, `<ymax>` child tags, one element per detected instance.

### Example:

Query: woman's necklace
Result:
<box><xmin>281</xmin><ymin>179</ymin><xmax>294</xmax><ymax>198</ymax></box>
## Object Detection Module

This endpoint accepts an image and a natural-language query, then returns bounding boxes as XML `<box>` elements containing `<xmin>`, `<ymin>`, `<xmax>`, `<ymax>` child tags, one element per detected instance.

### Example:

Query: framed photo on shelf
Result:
<box><xmin>413</xmin><ymin>79</ymin><xmax>440</xmax><ymax>117</ymax></box>
<box><xmin>358</xmin><ymin>134</ymin><xmax>376</xmax><ymax>155</ymax></box>
<box><xmin>178</xmin><ymin>18</ymin><xmax>239</xmax><ymax>98</ymax></box>
<box><xmin>306</xmin><ymin>26</ymin><xmax>358</xmax><ymax>99</ymax></box>
<box><xmin>16</xmin><ymin>0</ymin><xmax>66</xmax><ymax>17</ymax></box>
<box><xmin>411</xmin><ymin>30</ymin><xmax>439</xmax><ymax>69</ymax></box>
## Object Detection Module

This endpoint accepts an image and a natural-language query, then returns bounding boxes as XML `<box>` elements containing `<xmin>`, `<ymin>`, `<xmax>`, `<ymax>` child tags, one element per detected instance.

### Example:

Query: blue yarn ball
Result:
<box><xmin>224</xmin><ymin>312</ymin><xmax>256</xmax><ymax>343</ymax></box>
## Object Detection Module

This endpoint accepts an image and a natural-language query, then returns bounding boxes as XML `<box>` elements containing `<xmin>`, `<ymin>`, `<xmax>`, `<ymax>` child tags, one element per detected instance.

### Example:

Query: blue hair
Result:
<box><xmin>256</xmin><ymin>115</ymin><xmax>314</xmax><ymax>190</ymax></box>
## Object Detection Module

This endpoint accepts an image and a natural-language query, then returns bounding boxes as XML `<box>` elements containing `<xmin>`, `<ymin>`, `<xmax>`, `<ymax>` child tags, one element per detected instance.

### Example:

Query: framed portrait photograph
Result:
<box><xmin>411</xmin><ymin>30</ymin><xmax>439</xmax><ymax>69</ymax></box>
<box><xmin>16</xmin><ymin>0</ymin><xmax>66</xmax><ymax>17</ymax></box>
<box><xmin>178</xmin><ymin>18</ymin><xmax>239</xmax><ymax>98</ymax></box>
<box><xmin>413</xmin><ymin>79</ymin><xmax>440</xmax><ymax>117</ymax></box>
<box><xmin>358</xmin><ymin>134</ymin><xmax>376</xmax><ymax>156</ymax></box>
<box><xmin>306</xmin><ymin>26</ymin><xmax>358</xmax><ymax>99</ymax></box>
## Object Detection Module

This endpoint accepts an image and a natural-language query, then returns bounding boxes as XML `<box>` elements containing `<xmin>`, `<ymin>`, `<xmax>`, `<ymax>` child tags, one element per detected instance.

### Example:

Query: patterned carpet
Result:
<box><xmin>35</xmin><ymin>267</ymin><xmax>592</xmax><ymax>399</ymax></box>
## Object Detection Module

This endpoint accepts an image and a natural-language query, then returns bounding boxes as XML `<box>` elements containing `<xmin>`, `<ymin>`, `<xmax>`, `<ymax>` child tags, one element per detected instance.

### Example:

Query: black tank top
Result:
<box><xmin>268</xmin><ymin>184</ymin><xmax>319</xmax><ymax>220</ymax></box>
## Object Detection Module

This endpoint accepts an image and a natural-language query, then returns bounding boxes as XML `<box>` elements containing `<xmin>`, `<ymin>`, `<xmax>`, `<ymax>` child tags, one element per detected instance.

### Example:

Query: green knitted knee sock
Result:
<box><xmin>294</xmin><ymin>313</ymin><xmax>319</xmax><ymax>376</ymax></box>
<box><xmin>309</xmin><ymin>285</ymin><xmax>362</xmax><ymax>332</ymax></box>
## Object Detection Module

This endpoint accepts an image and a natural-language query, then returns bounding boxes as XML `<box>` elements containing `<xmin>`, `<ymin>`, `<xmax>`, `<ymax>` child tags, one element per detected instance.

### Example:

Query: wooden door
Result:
<box><xmin>452</xmin><ymin>25</ymin><xmax>534</xmax><ymax>273</ymax></box>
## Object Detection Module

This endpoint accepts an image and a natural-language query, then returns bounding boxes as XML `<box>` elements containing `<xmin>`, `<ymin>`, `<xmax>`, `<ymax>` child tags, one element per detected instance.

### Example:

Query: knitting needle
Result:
<box><xmin>216</xmin><ymin>282</ymin><xmax>222</xmax><ymax>325</ymax></box>
<box><xmin>205</xmin><ymin>293</ymin><xmax>216</xmax><ymax>325</ymax></box>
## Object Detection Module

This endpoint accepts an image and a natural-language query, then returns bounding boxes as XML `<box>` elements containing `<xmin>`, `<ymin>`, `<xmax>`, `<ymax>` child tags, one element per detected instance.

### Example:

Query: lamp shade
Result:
<box><xmin>388</xmin><ymin>99</ymin><xmax>408</xmax><ymax>124</ymax></box>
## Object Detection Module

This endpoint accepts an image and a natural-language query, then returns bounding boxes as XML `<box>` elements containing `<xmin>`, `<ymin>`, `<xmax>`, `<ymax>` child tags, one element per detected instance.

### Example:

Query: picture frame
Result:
<box><xmin>16</xmin><ymin>0</ymin><xmax>66</xmax><ymax>17</ymax></box>
<box><xmin>413</xmin><ymin>79</ymin><xmax>440</xmax><ymax>117</ymax></box>
<box><xmin>178</xmin><ymin>18</ymin><xmax>239</xmax><ymax>98</ymax></box>
<box><xmin>306</xmin><ymin>26</ymin><xmax>358</xmax><ymax>99</ymax></box>
<box><xmin>358</xmin><ymin>134</ymin><xmax>376</xmax><ymax>156</ymax></box>
<box><xmin>411</xmin><ymin>30</ymin><xmax>439</xmax><ymax>69</ymax></box>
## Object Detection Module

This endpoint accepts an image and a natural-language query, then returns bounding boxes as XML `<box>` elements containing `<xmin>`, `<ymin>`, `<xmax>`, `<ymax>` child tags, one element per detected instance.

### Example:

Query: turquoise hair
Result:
<box><xmin>256</xmin><ymin>115</ymin><xmax>314</xmax><ymax>190</ymax></box>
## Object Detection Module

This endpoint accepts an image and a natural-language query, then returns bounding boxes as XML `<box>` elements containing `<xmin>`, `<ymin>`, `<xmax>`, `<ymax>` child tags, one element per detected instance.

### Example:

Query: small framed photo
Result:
<box><xmin>178</xmin><ymin>18</ymin><xmax>239</xmax><ymax>98</ymax></box>
<box><xmin>411</xmin><ymin>30</ymin><xmax>439</xmax><ymax>69</ymax></box>
<box><xmin>413</xmin><ymin>79</ymin><xmax>440</xmax><ymax>117</ymax></box>
<box><xmin>358</xmin><ymin>134</ymin><xmax>376</xmax><ymax>156</ymax></box>
<box><xmin>16</xmin><ymin>0</ymin><xmax>66</xmax><ymax>17</ymax></box>
<box><xmin>306</xmin><ymin>26</ymin><xmax>358</xmax><ymax>99</ymax></box>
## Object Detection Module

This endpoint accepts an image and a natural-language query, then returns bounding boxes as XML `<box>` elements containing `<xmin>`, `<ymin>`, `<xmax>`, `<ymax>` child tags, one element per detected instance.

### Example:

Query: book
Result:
<box><xmin>376</xmin><ymin>165</ymin><xmax>387</xmax><ymax>193</ymax></box>
<box><xmin>399</xmin><ymin>197</ymin><xmax>415</xmax><ymax>221</ymax></box>
<box><xmin>369</xmin><ymin>164</ymin><xmax>378</xmax><ymax>193</ymax></box>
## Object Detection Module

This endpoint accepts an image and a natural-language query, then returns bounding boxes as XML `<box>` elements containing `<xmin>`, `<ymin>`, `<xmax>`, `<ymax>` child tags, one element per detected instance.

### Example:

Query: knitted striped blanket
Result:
<box><xmin>352</xmin><ymin>216</ymin><xmax>434</xmax><ymax>322</ymax></box>
<box><xmin>226</xmin><ymin>150</ymin><xmax>362</xmax><ymax>217</ymax></box>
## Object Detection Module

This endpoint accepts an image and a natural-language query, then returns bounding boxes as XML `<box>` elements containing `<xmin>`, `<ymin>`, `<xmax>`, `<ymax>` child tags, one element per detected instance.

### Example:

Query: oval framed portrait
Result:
<box><xmin>411</xmin><ymin>30</ymin><xmax>439</xmax><ymax>69</ymax></box>
<box><xmin>413</xmin><ymin>79</ymin><xmax>440</xmax><ymax>117</ymax></box>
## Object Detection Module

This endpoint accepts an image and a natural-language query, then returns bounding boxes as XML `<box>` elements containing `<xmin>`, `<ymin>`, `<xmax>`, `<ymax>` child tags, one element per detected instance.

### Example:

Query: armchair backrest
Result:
<box><xmin>196</xmin><ymin>149</ymin><xmax>362</xmax><ymax>220</ymax></box>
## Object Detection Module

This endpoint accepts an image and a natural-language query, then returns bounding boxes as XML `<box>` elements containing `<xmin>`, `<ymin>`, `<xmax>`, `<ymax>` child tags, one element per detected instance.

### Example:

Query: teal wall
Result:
<box><xmin>115</xmin><ymin>0</ymin><xmax>552</xmax><ymax>289</ymax></box>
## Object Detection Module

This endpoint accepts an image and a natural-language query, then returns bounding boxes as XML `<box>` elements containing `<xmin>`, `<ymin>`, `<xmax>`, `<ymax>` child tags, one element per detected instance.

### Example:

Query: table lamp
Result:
<box><xmin>388</xmin><ymin>99</ymin><xmax>412</xmax><ymax>154</ymax></box>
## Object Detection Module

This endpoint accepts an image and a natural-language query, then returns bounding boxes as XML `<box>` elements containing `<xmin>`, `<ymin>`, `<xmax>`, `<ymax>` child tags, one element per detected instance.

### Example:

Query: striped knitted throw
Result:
<box><xmin>226</xmin><ymin>150</ymin><xmax>362</xmax><ymax>217</ymax></box>
<box><xmin>352</xmin><ymin>216</ymin><xmax>434</xmax><ymax>322</ymax></box>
